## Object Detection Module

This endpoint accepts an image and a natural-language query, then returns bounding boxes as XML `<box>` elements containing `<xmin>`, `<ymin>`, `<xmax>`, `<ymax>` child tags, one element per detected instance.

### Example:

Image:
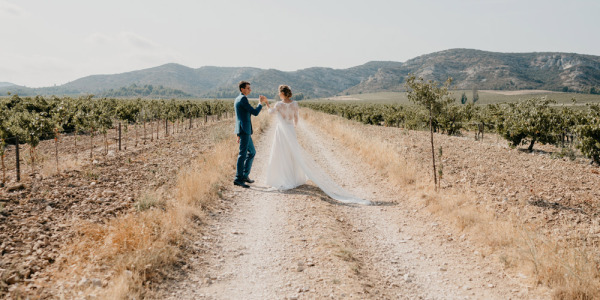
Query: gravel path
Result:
<box><xmin>157</xmin><ymin>116</ymin><xmax>549</xmax><ymax>299</ymax></box>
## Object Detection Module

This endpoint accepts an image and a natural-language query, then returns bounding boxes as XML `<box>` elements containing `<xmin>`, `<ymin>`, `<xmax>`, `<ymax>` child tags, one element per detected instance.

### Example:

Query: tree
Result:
<box><xmin>460</xmin><ymin>92</ymin><xmax>468</xmax><ymax>104</ymax></box>
<box><xmin>406</xmin><ymin>75</ymin><xmax>453</xmax><ymax>190</ymax></box>
<box><xmin>11</xmin><ymin>110</ymin><xmax>53</xmax><ymax>172</ymax></box>
<box><xmin>472</xmin><ymin>87</ymin><xmax>479</xmax><ymax>104</ymax></box>
<box><xmin>497</xmin><ymin>97</ymin><xmax>562</xmax><ymax>151</ymax></box>
<box><xmin>50</xmin><ymin>98</ymin><xmax>76</xmax><ymax>174</ymax></box>
<box><xmin>575</xmin><ymin>104</ymin><xmax>600</xmax><ymax>164</ymax></box>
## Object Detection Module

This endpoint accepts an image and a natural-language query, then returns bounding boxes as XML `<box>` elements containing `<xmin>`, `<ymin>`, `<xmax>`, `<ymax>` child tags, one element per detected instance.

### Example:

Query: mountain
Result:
<box><xmin>346</xmin><ymin>49</ymin><xmax>600</xmax><ymax>94</ymax></box>
<box><xmin>0</xmin><ymin>82</ymin><xmax>15</xmax><ymax>88</ymax></box>
<box><xmin>2</xmin><ymin>49</ymin><xmax>600</xmax><ymax>98</ymax></box>
<box><xmin>100</xmin><ymin>84</ymin><xmax>193</xmax><ymax>98</ymax></box>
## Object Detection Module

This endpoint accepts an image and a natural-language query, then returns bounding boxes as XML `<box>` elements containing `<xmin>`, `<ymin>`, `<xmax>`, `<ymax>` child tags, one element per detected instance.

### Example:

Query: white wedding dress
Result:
<box><xmin>265</xmin><ymin>101</ymin><xmax>370</xmax><ymax>205</ymax></box>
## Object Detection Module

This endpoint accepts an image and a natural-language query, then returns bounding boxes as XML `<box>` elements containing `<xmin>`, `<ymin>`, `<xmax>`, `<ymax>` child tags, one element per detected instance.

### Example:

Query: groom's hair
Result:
<box><xmin>239</xmin><ymin>81</ymin><xmax>250</xmax><ymax>91</ymax></box>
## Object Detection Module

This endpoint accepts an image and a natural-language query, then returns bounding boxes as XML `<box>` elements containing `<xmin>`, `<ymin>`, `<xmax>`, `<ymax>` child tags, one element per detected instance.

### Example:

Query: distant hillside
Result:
<box><xmin>2</xmin><ymin>49</ymin><xmax>600</xmax><ymax>98</ymax></box>
<box><xmin>346</xmin><ymin>49</ymin><xmax>600</xmax><ymax>94</ymax></box>
<box><xmin>100</xmin><ymin>84</ymin><xmax>192</xmax><ymax>98</ymax></box>
<box><xmin>0</xmin><ymin>82</ymin><xmax>15</xmax><ymax>88</ymax></box>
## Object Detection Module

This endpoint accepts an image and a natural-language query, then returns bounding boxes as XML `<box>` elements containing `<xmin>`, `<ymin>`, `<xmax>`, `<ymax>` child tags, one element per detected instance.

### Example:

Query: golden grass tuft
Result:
<box><xmin>176</xmin><ymin>139</ymin><xmax>236</xmax><ymax>209</ymax></box>
<box><xmin>301</xmin><ymin>108</ymin><xmax>600</xmax><ymax>298</ymax></box>
<box><xmin>40</xmin><ymin>156</ymin><xmax>82</xmax><ymax>177</ymax></box>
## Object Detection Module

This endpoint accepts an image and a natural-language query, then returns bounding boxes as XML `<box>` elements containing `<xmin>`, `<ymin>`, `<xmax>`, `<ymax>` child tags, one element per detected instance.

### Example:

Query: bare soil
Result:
<box><xmin>0</xmin><ymin>118</ymin><xmax>231</xmax><ymax>298</ymax></box>
<box><xmin>359</xmin><ymin>125</ymin><xmax>600</xmax><ymax>252</ymax></box>
<box><xmin>153</xmin><ymin>115</ymin><xmax>551</xmax><ymax>299</ymax></box>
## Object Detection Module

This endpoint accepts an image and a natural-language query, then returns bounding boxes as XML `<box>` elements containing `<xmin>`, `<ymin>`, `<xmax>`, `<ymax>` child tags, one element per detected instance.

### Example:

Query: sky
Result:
<box><xmin>1</xmin><ymin>0</ymin><xmax>599</xmax><ymax>88</ymax></box>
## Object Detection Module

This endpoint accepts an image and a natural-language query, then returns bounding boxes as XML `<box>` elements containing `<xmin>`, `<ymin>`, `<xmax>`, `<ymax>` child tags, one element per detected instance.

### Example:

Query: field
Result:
<box><xmin>1</xmin><ymin>92</ymin><xmax>600</xmax><ymax>299</ymax></box>
<box><xmin>325</xmin><ymin>90</ymin><xmax>600</xmax><ymax>106</ymax></box>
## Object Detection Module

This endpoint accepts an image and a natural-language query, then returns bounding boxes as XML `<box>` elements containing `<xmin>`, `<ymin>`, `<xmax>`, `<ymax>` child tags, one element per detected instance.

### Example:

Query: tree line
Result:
<box><xmin>299</xmin><ymin>94</ymin><xmax>600</xmax><ymax>165</ymax></box>
<box><xmin>0</xmin><ymin>95</ymin><xmax>235</xmax><ymax>184</ymax></box>
<box><xmin>100</xmin><ymin>84</ymin><xmax>193</xmax><ymax>98</ymax></box>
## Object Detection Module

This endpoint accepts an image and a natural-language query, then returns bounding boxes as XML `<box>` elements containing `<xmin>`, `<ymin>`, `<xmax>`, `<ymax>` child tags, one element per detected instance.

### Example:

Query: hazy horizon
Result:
<box><xmin>1</xmin><ymin>0</ymin><xmax>599</xmax><ymax>88</ymax></box>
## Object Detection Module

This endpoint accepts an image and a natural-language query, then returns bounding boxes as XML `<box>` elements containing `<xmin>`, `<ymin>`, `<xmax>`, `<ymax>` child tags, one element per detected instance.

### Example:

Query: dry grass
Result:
<box><xmin>40</xmin><ymin>156</ymin><xmax>83</xmax><ymax>177</ymax></box>
<box><xmin>47</xmin><ymin>114</ymin><xmax>271</xmax><ymax>299</ymax></box>
<box><xmin>302</xmin><ymin>108</ymin><xmax>600</xmax><ymax>299</ymax></box>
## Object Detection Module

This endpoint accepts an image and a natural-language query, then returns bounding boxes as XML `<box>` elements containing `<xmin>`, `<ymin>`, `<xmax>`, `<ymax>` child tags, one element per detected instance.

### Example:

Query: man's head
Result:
<box><xmin>239</xmin><ymin>81</ymin><xmax>251</xmax><ymax>96</ymax></box>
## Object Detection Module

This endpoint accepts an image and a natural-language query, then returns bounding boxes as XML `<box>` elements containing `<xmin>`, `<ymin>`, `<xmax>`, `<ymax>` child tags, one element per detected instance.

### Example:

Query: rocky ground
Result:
<box><xmin>359</xmin><ymin>124</ymin><xmax>600</xmax><ymax>251</ymax></box>
<box><xmin>3</xmin><ymin>107</ymin><xmax>597</xmax><ymax>299</ymax></box>
<box><xmin>153</xmin><ymin>113</ymin><xmax>551</xmax><ymax>299</ymax></box>
<box><xmin>0</xmin><ymin>118</ymin><xmax>231</xmax><ymax>299</ymax></box>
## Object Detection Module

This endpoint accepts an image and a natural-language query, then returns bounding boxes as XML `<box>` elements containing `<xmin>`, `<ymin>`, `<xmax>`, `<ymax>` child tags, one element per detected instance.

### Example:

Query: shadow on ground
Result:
<box><xmin>250</xmin><ymin>184</ymin><xmax>396</xmax><ymax>207</ymax></box>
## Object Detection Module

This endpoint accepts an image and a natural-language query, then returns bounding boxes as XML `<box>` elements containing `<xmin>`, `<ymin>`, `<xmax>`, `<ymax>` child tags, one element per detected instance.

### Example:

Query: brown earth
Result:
<box><xmin>2</xmin><ymin>106</ymin><xmax>597</xmax><ymax>299</ymax></box>
<box><xmin>152</xmin><ymin>111</ymin><xmax>553</xmax><ymax>299</ymax></box>
<box><xmin>0</xmin><ymin>117</ymin><xmax>231</xmax><ymax>299</ymax></box>
<box><xmin>359</xmin><ymin>125</ymin><xmax>600</xmax><ymax>251</ymax></box>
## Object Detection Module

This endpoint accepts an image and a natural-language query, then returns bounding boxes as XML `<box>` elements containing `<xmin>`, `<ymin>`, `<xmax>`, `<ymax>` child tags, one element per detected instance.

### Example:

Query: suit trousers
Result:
<box><xmin>236</xmin><ymin>133</ymin><xmax>255</xmax><ymax>180</ymax></box>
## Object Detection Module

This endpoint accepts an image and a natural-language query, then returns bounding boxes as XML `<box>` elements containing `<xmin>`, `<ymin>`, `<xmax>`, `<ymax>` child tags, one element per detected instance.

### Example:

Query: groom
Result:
<box><xmin>233</xmin><ymin>81</ymin><xmax>266</xmax><ymax>188</ymax></box>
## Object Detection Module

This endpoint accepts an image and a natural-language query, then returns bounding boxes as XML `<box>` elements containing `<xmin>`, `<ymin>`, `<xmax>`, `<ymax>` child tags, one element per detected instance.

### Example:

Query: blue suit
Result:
<box><xmin>234</xmin><ymin>93</ymin><xmax>262</xmax><ymax>180</ymax></box>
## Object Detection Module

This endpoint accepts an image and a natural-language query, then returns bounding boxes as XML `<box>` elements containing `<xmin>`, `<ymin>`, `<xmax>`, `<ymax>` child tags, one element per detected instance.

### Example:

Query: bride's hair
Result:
<box><xmin>279</xmin><ymin>85</ymin><xmax>292</xmax><ymax>99</ymax></box>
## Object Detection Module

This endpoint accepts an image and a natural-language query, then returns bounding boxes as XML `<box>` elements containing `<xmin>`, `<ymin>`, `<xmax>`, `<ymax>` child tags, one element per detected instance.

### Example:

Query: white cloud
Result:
<box><xmin>0</xmin><ymin>53</ymin><xmax>73</xmax><ymax>87</ymax></box>
<box><xmin>75</xmin><ymin>31</ymin><xmax>182</xmax><ymax>83</ymax></box>
<box><xmin>119</xmin><ymin>32</ymin><xmax>159</xmax><ymax>50</ymax></box>
<box><xmin>84</xmin><ymin>31</ymin><xmax>161</xmax><ymax>50</ymax></box>
<box><xmin>84</xmin><ymin>33</ymin><xmax>114</xmax><ymax>45</ymax></box>
<box><xmin>0</xmin><ymin>1</ymin><xmax>25</xmax><ymax>17</ymax></box>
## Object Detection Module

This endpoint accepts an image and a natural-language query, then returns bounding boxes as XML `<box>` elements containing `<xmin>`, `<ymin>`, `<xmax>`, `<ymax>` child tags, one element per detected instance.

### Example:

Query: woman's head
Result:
<box><xmin>279</xmin><ymin>85</ymin><xmax>292</xmax><ymax>99</ymax></box>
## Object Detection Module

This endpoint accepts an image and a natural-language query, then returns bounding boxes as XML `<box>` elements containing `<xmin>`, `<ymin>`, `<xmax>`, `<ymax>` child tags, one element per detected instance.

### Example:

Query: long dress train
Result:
<box><xmin>265</xmin><ymin>101</ymin><xmax>370</xmax><ymax>205</ymax></box>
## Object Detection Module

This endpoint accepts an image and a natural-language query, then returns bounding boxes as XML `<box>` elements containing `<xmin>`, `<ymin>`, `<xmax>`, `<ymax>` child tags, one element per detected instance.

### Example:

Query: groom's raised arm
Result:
<box><xmin>240</xmin><ymin>96</ymin><xmax>262</xmax><ymax>116</ymax></box>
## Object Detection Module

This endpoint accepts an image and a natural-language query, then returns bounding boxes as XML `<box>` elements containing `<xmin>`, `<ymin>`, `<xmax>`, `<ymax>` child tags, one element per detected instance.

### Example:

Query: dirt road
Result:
<box><xmin>157</xmin><ymin>116</ymin><xmax>547</xmax><ymax>299</ymax></box>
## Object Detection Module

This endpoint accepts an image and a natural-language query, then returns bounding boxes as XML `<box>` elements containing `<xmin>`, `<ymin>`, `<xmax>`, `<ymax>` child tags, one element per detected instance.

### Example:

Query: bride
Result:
<box><xmin>263</xmin><ymin>85</ymin><xmax>370</xmax><ymax>205</ymax></box>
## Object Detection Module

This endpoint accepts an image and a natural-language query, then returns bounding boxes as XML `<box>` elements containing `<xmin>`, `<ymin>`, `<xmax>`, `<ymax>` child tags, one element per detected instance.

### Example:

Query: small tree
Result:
<box><xmin>498</xmin><ymin>97</ymin><xmax>562</xmax><ymax>151</ymax></box>
<box><xmin>50</xmin><ymin>99</ymin><xmax>75</xmax><ymax>174</ymax></box>
<box><xmin>472</xmin><ymin>87</ymin><xmax>479</xmax><ymax>104</ymax></box>
<box><xmin>406</xmin><ymin>75</ymin><xmax>453</xmax><ymax>190</ymax></box>
<box><xmin>575</xmin><ymin>104</ymin><xmax>600</xmax><ymax>164</ymax></box>
<box><xmin>460</xmin><ymin>92</ymin><xmax>468</xmax><ymax>104</ymax></box>
<box><xmin>11</xmin><ymin>111</ymin><xmax>53</xmax><ymax>172</ymax></box>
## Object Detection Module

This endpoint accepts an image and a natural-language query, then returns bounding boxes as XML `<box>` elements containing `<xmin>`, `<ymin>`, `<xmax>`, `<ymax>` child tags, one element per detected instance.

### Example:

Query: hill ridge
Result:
<box><xmin>2</xmin><ymin>49</ymin><xmax>600</xmax><ymax>98</ymax></box>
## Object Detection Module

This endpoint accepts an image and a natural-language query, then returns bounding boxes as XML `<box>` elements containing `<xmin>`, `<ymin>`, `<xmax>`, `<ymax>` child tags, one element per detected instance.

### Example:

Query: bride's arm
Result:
<box><xmin>293</xmin><ymin>102</ymin><xmax>299</xmax><ymax>126</ymax></box>
<box><xmin>268</xmin><ymin>101</ymin><xmax>277</xmax><ymax>114</ymax></box>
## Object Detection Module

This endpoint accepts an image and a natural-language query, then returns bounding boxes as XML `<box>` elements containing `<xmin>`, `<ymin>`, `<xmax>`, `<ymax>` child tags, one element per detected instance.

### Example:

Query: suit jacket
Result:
<box><xmin>234</xmin><ymin>93</ymin><xmax>262</xmax><ymax>135</ymax></box>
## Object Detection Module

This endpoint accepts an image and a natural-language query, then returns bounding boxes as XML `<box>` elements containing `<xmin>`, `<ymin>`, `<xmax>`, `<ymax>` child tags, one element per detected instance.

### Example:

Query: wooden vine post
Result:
<box><xmin>135</xmin><ymin>122</ymin><xmax>138</xmax><ymax>147</ymax></box>
<box><xmin>1</xmin><ymin>139</ymin><xmax>5</xmax><ymax>187</ymax></box>
<box><xmin>118</xmin><ymin>122</ymin><xmax>122</xmax><ymax>151</ymax></box>
<box><xmin>90</xmin><ymin>127</ymin><xmax>94</xmax><ymax>160</ymax></box>
<box><xmin>15</xmin><ymin>137</ymin><xmax>20</xmax><ymax>182</ymax></box>
<box><xmin>165</xmin><ymin>119</ymin><xmax>168</xmax><ymax>137</ymax></box>
<box><xmin>428</xmin><ymin>102</ymin><xmax>437</xmax><ymax>189</ymax></box>
<box><xmin>54</xmin><ymin>128</ymin><xmax>60</xmax><ymax>174</ymax></box>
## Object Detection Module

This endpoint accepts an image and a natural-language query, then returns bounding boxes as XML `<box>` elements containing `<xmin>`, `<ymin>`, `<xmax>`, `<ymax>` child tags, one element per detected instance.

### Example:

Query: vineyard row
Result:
<box><xmin>0</xmin><ymin>95</ymin><xmax>237</xmax><ymax>184</ymax></box>
<box><xmin>299</xmin><ymin>98</ymin><xmax>600</xmax><ymax>164</ymax></box>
